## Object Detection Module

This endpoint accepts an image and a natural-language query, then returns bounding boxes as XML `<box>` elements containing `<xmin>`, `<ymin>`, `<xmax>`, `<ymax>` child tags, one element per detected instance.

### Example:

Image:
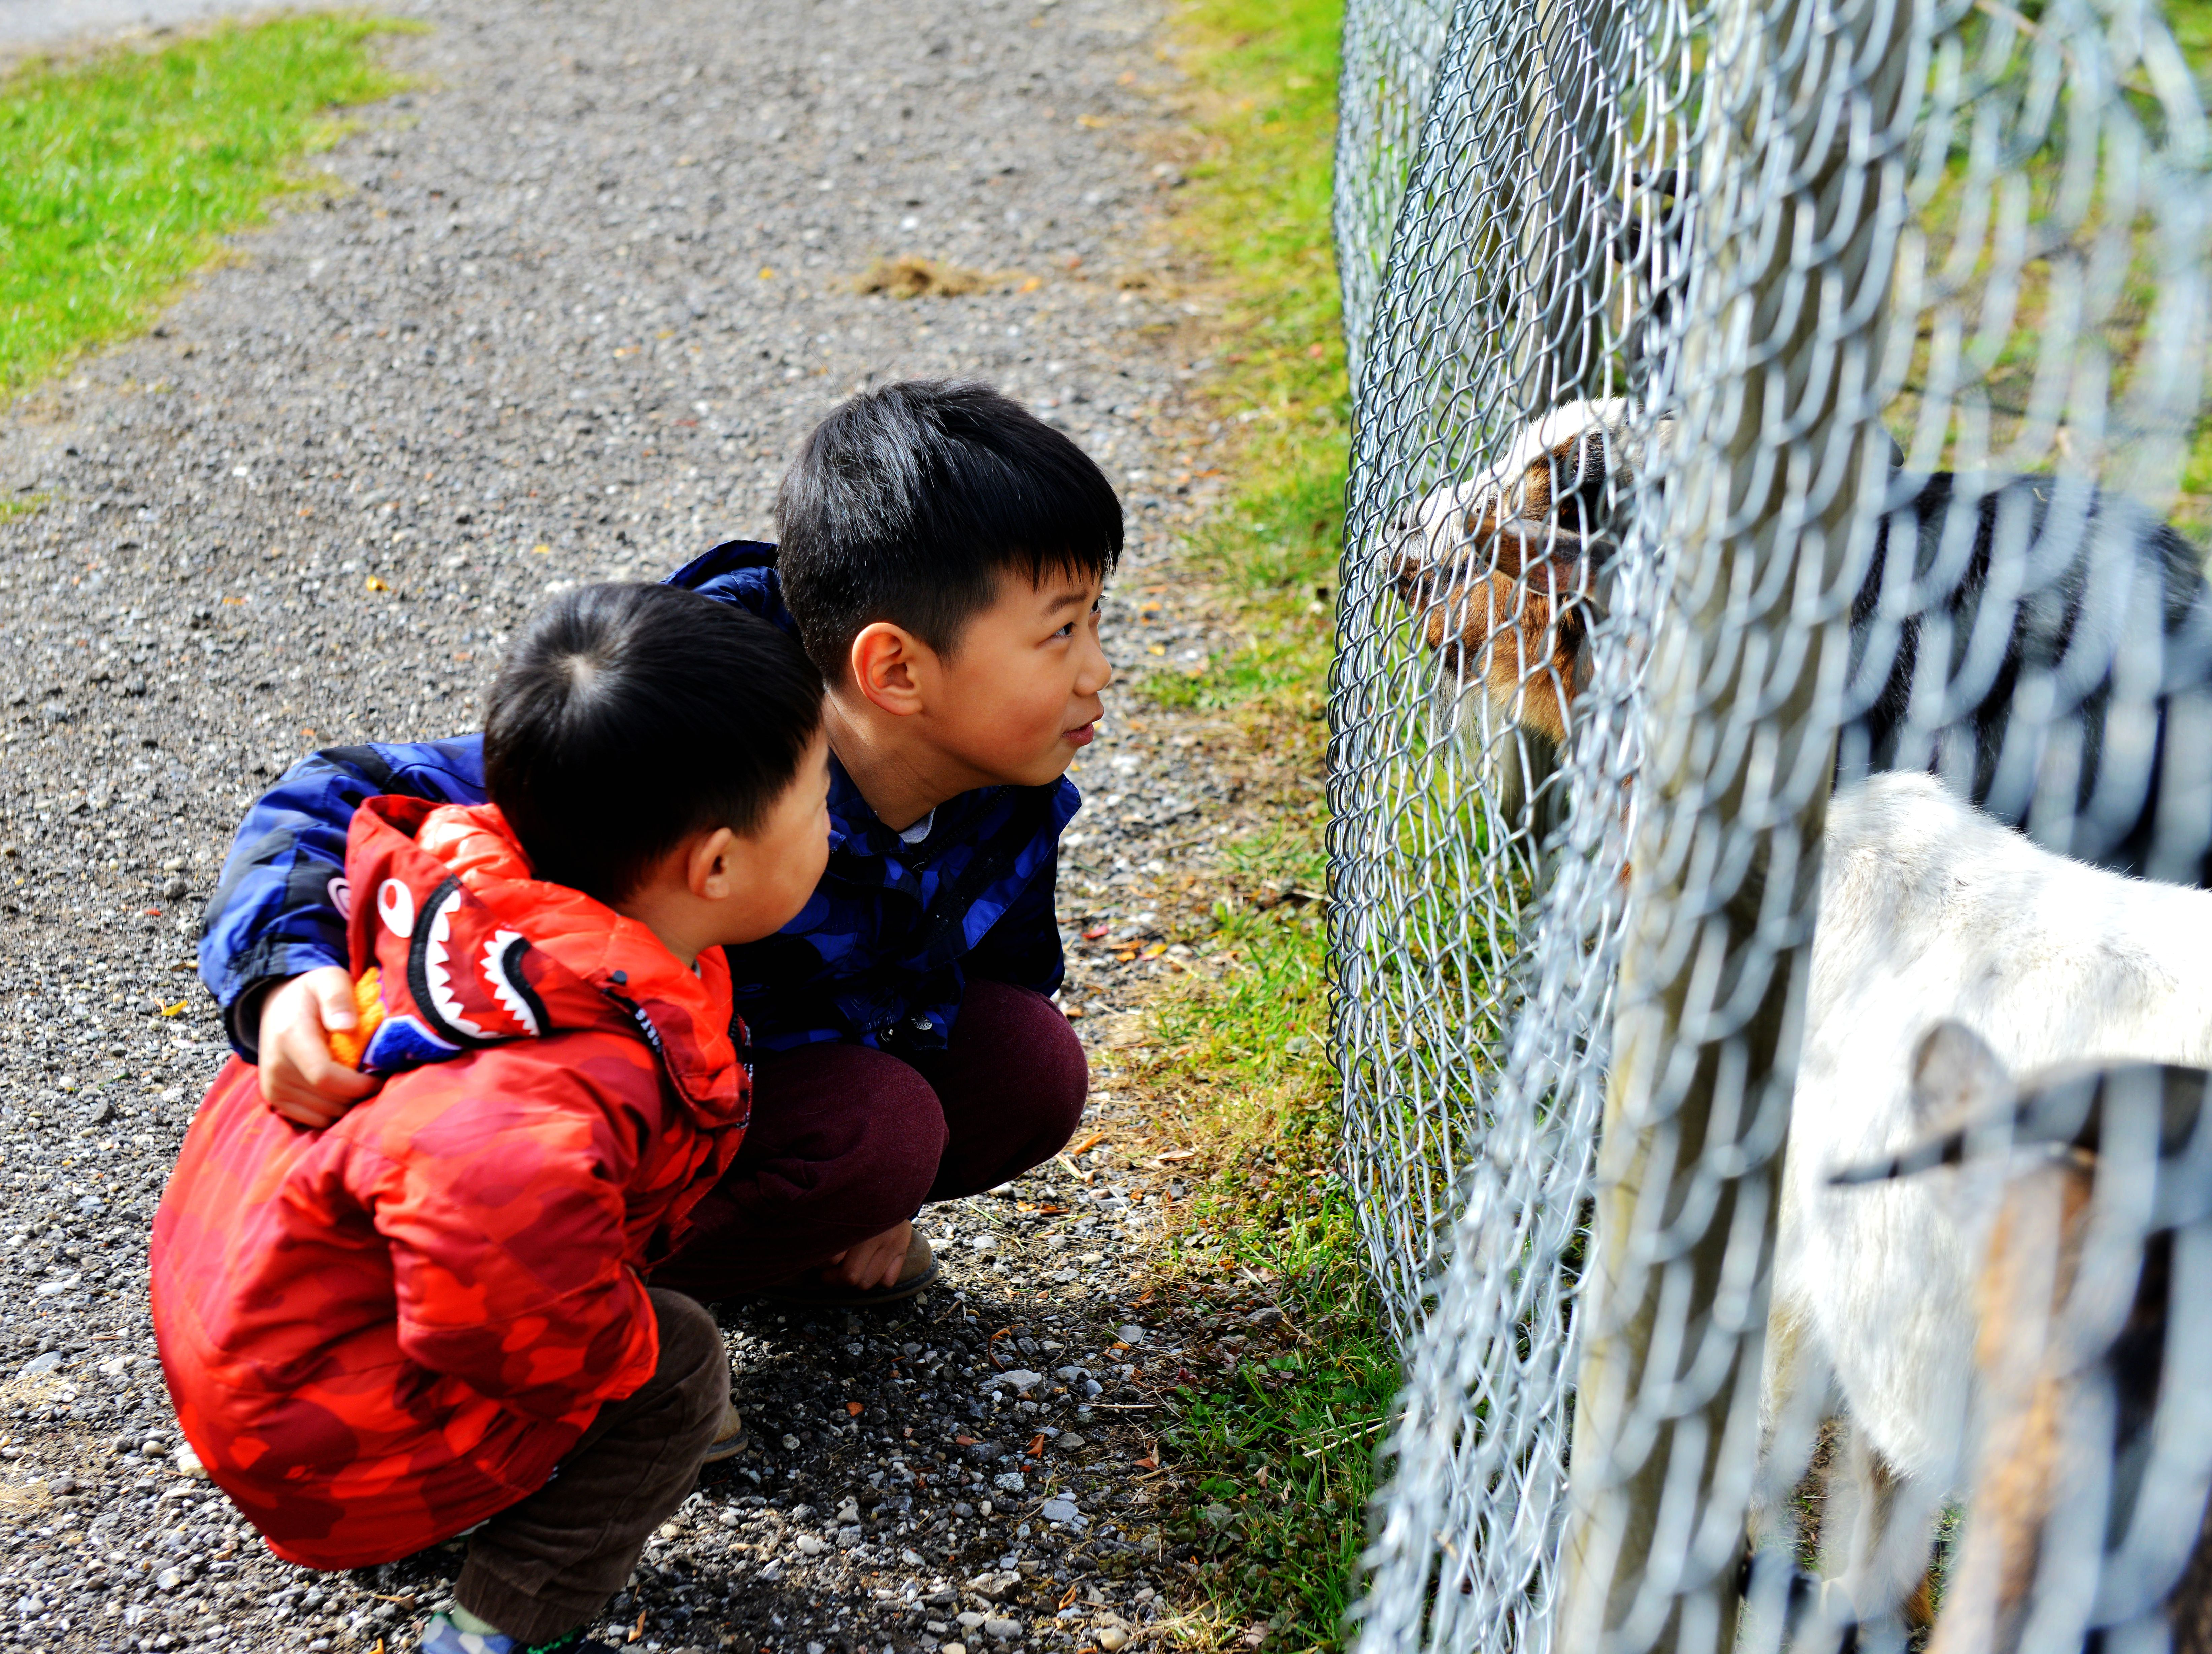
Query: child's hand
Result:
<box><xmin>827</xmin><ymin>1220</ymin><xmax>914</xmax><ymax>1291</ymax></box>
<box><xmin>258</xmin><ymin>967</ymin><xmax>384</xmax><ymax>1128</ymax></box>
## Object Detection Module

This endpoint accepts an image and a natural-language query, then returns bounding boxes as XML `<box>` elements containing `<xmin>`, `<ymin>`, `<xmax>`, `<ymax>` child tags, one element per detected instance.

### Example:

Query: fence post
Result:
<box><xmin>1554</xmin><ymin>0</ymin><xmax>1922</xmax><ymax>1646</ymax></box>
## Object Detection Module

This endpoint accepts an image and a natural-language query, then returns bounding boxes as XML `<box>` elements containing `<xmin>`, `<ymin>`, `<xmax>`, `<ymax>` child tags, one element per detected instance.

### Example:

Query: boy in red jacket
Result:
<box><xmin>150</xmin><ymin>583</ymin><xmax>829</xmax><ymax>1654</ymax></box>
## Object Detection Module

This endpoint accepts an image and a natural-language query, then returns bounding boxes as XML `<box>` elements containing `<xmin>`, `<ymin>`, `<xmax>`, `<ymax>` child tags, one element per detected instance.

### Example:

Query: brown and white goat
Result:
<box><xmin>1380</xmin><ymin>400</ymin><xmax>2212</xmax><ymax>884</ymax></box>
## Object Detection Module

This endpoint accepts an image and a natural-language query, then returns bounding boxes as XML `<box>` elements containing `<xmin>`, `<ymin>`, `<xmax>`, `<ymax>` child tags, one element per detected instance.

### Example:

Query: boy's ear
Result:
<box><xmin>848</xmin><ymin>621</ymin><xmax>930</xmax><ymax>717</ymax></box>
<box><xmin>685</xmin><ymin>826</ymin><xmax>740</xmax><ymax>899</ymax></box>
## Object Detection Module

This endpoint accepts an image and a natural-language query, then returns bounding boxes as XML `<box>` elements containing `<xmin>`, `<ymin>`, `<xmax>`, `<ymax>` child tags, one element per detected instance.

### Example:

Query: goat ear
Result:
<box><xmin>1911</xmin><ymin>1020</ymin><xmax>2013</xmax><ymax>1126</ymax></box>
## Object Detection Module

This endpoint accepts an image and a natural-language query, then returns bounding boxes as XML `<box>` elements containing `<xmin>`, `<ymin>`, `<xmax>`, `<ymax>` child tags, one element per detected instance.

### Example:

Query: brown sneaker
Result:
<box><xmin>701</xmin><ymin>1398</ymin><xmax>747</xmax><ymax>1463</ymax></box>
<box><xmin>758</xmin><ymin>1231</ymin><xmax>940</xmax><ymax>1308</ymax></box>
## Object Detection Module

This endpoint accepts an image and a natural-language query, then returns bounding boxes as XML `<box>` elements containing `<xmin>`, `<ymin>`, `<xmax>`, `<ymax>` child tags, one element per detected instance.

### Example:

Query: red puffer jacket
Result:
<box><xmin>151</xmin><ymin>796</ymin><xmax>749</xmax><ymax>1569</ymax></box>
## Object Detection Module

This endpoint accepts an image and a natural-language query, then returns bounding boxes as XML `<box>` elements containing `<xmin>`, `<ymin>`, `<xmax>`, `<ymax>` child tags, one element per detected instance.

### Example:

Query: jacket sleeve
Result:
<box><xmin>361</xmin><ymin>1058</ymin><xmax>659</xmax><ymax>1424</ymax></box>
<box><xmin>199</xmin><ymin>737</ymin><xmax>489</xmax><ymax>1059</ymax></box>
<box><xmin>964</xmin><ymin>847</ymin><xmax>1067</xmax><ymax>997</ymax></box>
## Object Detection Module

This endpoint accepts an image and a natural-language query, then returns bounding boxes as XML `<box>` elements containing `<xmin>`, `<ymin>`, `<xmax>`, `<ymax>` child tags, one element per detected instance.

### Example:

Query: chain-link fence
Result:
<box><xmin>1325</xmin><ymin>0</ymin><xmax>2212</xmax><ymax>1643</ymax></box>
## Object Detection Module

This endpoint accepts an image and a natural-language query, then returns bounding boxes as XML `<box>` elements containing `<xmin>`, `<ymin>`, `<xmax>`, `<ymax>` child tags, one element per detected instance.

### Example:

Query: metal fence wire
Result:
<box><xmin>1323</xmin><ymin>0</ymin><xmax>2212</xmax><ymax>1645</ymax></box>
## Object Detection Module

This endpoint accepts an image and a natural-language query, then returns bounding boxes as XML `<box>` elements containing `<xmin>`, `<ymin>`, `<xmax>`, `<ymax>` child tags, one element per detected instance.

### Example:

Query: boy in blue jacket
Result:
<box><xmin>198</xmin><ymin>379</ymin><xmax>1114</xmax><ymax>1304</ymax></box>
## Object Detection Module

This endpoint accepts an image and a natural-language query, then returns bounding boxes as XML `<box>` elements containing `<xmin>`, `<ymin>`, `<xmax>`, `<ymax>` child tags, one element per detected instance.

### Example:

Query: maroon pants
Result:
<box><xmin>653</xmin><ymin>980</ymin><xmax>1088</xmax><ymax>1299</ymax></box>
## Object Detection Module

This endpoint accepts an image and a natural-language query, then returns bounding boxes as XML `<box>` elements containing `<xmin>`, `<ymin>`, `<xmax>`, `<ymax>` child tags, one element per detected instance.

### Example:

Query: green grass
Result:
<box><xmin>1135</xmin><ymin>0</ymin><xmax>1349</xmax><ymax>728</ymax></box>
<box><xmin>1130</xmin><ymin>1</ymin><xmax>1390</xmax><ymax>1648</ymax></box>
<box><xmin>0</xmin><ymin>13</ymin><xmax>414</xmax><ymax>400</ymax></box>
<box><xmin>1139</xmin><ymin>869</ymin><xmax>1396</xmax><ymax>1651</ymax></box>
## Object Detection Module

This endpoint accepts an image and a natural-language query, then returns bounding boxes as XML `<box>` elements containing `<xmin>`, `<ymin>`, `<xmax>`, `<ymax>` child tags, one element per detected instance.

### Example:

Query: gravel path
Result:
<box><xmin>0</xmin><ymin>2</ymin><xmax>1288</xmax><ymax>1650</ymax></box>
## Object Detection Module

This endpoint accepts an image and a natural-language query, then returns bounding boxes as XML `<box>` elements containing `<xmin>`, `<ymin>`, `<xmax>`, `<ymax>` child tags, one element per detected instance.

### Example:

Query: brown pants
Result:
<box><xmin>454</xmin><ymin>1290</ymin><xmax>727</xmax><ymax>1645</ymax></box>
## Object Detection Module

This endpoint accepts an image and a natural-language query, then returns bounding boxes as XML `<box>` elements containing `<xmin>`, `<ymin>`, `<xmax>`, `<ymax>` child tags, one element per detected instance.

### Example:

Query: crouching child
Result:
<box><xmin>150</xmin><ymin>584</ymin><xmax>829</xmax><ymax>1654</ymax></box>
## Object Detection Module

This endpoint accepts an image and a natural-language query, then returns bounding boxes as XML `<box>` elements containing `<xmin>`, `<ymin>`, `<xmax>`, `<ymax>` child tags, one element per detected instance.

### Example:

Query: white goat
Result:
<box><xmin>1777</xmin><ymin>771</ymin><xmax>2212</xmax><ymax>1613</ymax></box>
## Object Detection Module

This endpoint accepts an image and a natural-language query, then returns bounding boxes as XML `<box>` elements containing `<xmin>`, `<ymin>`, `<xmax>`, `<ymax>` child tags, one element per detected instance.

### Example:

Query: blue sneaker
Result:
<box><xmin>419</xmin><ymin>1613</ymin><xmax>617</xmax><ymax>1654</ymax></box>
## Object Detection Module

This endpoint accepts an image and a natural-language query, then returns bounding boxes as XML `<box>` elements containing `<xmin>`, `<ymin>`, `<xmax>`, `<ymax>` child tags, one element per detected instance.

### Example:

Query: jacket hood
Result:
<box><xmin>661</xmin><ymin>540</ymin><xmax>800</xmax><ymax>642</ymax></box>
<box><xmin>335</xmin><ymin>796</ymin><xmax>746</xmax><ymax>1127</ymax></box>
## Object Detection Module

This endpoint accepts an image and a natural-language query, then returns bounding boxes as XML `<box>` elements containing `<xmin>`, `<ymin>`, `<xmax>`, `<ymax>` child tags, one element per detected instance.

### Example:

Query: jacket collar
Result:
<box><xmin>339</xmin><ymin>797</ymin><xmax>745</xmax><ymax>1126</ymax></box>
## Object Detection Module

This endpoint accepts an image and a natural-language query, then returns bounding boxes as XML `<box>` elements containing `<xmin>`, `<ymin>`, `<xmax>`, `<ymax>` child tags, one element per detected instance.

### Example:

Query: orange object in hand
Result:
<box><xmin>324</xmin><ymin>967</ymin><xmax>387</xmax><ymax>1069</ymax></box>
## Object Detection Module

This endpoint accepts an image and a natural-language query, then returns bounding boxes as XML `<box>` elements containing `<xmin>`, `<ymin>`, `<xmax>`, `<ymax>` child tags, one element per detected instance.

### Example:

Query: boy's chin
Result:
<box><xmin>990</xmin><ymin>745</ymin><xmax>1083</xmax><ymax>788</ymax></box>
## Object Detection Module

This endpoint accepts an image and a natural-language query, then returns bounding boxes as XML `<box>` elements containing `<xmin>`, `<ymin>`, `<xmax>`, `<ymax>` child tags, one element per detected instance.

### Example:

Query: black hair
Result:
<box><xmin>774</xmin><ymin>378</ymin><xmax>1123</xmax><ymax>680</ymax></box>
<box><xmin>484</xmin><ymin>583</ymin><xmax>824</xmax><ymax>903</ymax></box>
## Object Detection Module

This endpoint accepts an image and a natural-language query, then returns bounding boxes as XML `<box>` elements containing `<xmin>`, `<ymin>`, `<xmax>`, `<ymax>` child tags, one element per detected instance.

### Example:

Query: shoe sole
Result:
<box><xmin>701</xmin><ymin>1429</ymin><xmax>749</xmax><ymax>1463</ymax></box>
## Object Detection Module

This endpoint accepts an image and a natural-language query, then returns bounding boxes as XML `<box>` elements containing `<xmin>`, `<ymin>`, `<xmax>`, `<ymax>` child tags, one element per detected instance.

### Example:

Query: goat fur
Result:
<box><xmin>1780</xmin><ymin>774</ymin><xmax>2212</xmax><ymax>1609</ymax></box>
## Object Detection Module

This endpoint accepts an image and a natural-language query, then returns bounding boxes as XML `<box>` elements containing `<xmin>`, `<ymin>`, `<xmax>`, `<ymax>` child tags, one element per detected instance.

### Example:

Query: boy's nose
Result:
<box><xmin>1081</xmin><ymin>630</ymin><xmax>1114</xmax><ymax>696</ymax></box>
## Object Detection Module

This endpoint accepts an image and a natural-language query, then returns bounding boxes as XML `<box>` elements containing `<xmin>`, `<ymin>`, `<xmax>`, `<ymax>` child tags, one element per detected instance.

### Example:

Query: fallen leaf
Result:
<box><xmin>1140</xmin><ymin>942</ymin><xmax>1168</xmax><ymax>960</ymax></box>
<box><xmin>364</xmin><ymin>576</ymin><xmax>389</xmax><ymax>593</ymax></box>
<box><xmin>1070</xmin><ymin>1133</ymin><xmax>1108</xmax><ymax>1155</ymax></box>
<box><xmin>1059</xmin><ymin>1582</ymin><xmax>1081</xmax><ymax>1610</ymax></box>
<box><xmin>1082</xmin><ymin>923</ymin><xmax>1110</xmax><ymax>941</ymax></box>
<box><xmin>956</xmin><ymin>1435</ymin><xmax>979</xmax><ymax>1446</ymax></box>
<box><xmin>1027</xmin><ymin>1433</ymin><xmax>1047</xmax><ymax>1456</ymax></box>
<box><xmin>846</xmin><ymin>1401</ymin><xmax>863</xmax><ymax>1417</ymax></box>
<box><xmin>159</xmin><ymin>1001</ymin><xmax>189</xmax><ymax>1018</ymax></box>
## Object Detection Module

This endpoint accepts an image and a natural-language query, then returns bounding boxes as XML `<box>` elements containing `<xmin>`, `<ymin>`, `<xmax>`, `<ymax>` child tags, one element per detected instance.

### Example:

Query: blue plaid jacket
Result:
<box><xmin>200</xmin><ymin>541</ymin><xmax>1079</xmax><ymax>1060</ymax></box>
